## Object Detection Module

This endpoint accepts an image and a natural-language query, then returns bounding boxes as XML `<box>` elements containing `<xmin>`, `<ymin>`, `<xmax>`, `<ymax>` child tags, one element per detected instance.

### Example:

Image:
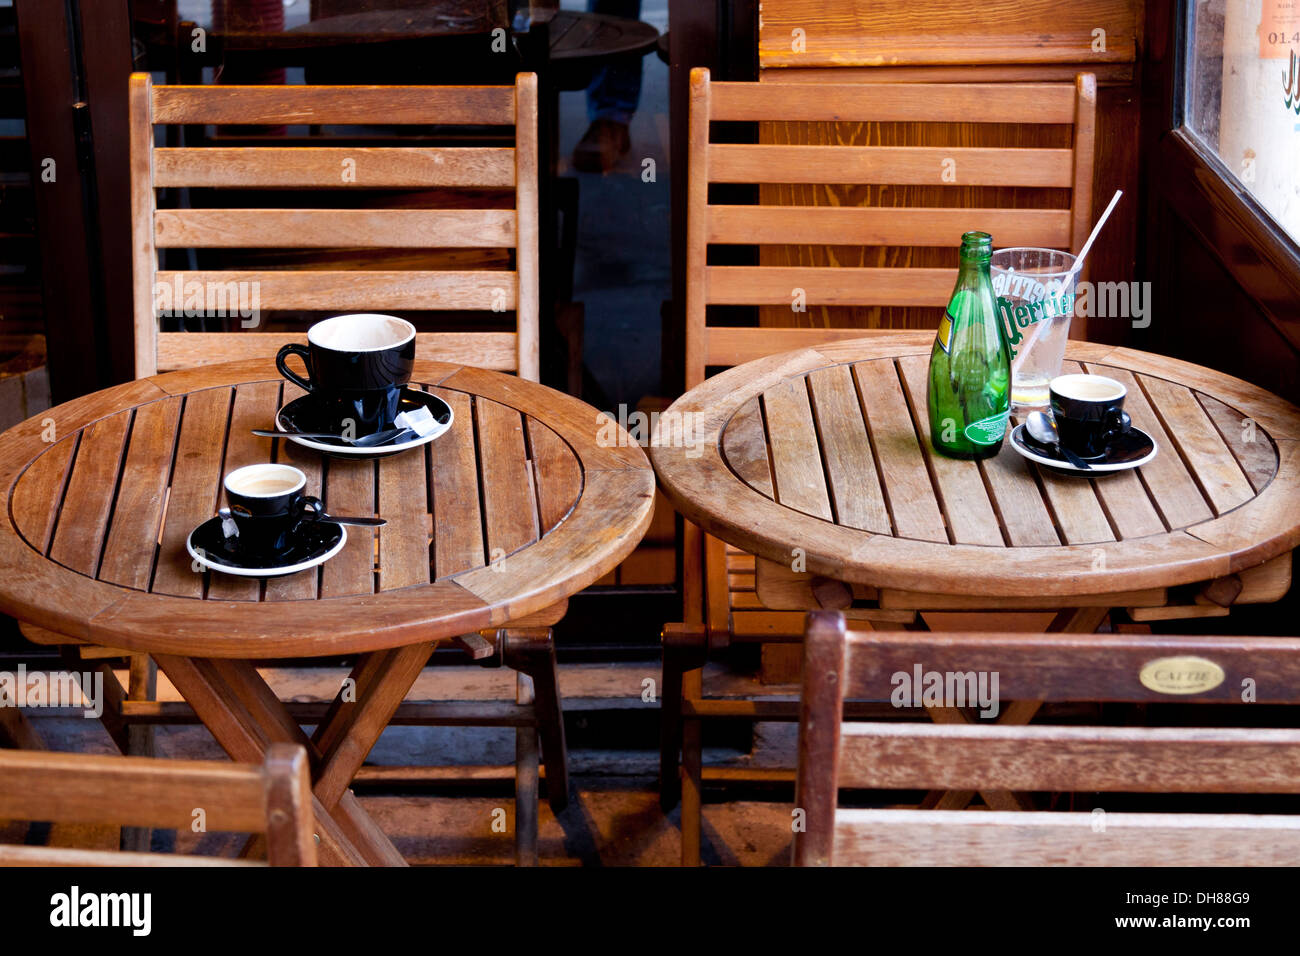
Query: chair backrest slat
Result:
<box><xmin>154</xmin><ymin>209</ymin><xmax>517</xmax><ymax>249</ymax></box>
<box><xmin>839</xmin><ymin>629</ymin><xmax>1300</xmax><ymax>703</ymax></box>
<box><xmin>151</xmin><ymin>84</ymin><xmax>516</xmax><ymax>125</ymax></box>
<box><xmin>156</xmin><ymin>331</ymin><xmax>517</xmax><ymax>373</ymax></box>
<box><xmin>831</xmin><ymin>809</ymin><xmax>1300</xmax><ymax>867</ymax></box>
<box><xmin>839</xmin><ymin>723</ymin><xmax>1300</xmax><ymax>793</ymax></box>
<box><xmin>685</xmin><ymin>68</ymin><xmax>1097</xmax><ymax>388</ymax></box>
<box><xmin>153</xmin><ymin>147</ymin><xmax>517</xmax><ymax>189</ymax></box>
<box><xmin>131</xmin><ymin>72</ymin><xmax>539</xmax><ymax>381</ymax></box>
<box><xmin>708</xmin><ymin>81</ymin><xmax>1078</xmax><ymax>124</ymax></box>
<box><xmin>707</xmin><ymin>144</ymin><xmax>1075</xmax><ymax>187</ymax></box>
<box><xmin>707</xmin><ymin>206</ymin><xmax>1072</xmax><ymax>249</ymax></box>
<box><xmin>793</xmin><ymin>611</ymin><xmax>1300</xmax><ymax>867</ymax></box>
<box><xmin>0</xmin><ymin>743</ymin><xmax>315</xmax><ymax>866</ymax></box>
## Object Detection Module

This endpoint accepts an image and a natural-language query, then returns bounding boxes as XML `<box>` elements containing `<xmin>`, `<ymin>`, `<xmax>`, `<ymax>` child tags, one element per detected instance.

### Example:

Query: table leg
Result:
<box><xmin>154</xmin><ymin>648</ymin><xmax>434</xmax><ymax>867</ymax></box>
<box><xmin>922</xmin><ymin>607</ymin><xmax>1111</xmax><ymax>810</ymax></box>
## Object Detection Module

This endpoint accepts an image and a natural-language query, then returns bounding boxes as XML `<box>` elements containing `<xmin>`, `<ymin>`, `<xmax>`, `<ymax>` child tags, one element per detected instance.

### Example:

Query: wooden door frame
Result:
<box><xmin>14</xmin><ymin>0</ymin><xmax>135</xmax><ymax>401</ymax></box>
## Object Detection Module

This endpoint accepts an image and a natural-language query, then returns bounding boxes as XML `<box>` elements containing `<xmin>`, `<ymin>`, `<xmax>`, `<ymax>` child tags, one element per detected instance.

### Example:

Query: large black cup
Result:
<box><xmin>223</xmin><ymin>464</ymin><xmax>323</xmax><ymax>559</ymax></box>
<box><xmin>275</xmin><ymin>314</ymin><xmax>416</xmax><ymax>435</ymax></box>
<box><xmin>1049</xmin><ymin>373</ymin><xmax>1131</xmax><ymax>460</ymax></box>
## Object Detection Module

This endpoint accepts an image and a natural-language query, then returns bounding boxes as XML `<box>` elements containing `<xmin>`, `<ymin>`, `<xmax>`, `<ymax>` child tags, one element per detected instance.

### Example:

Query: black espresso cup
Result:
<box><xmin>1049</xmin><ymin>373</ymin><xmax>1132</xmax><ymax>460</ymax></box>
<box><xmin>275</xmin><ymin>314</ymin><xmax>416</xmax><ymax>435</ymax></box>
<box><xmin>223</xmin><ymin>463</ymin><xmax>324</xmax><ymax>558</ymax></box>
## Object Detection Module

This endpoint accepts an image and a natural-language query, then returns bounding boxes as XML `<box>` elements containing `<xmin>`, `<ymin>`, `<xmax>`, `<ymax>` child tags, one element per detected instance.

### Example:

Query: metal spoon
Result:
<box><xmin>219</xmin><ymin>507</ymin><xmax>386</xmax><ymax>528</ymax></box>
<box><xmin>252</xmin><ymin>426</ymin><xmax>414</xmax><ymax>447</ymax></box>
<box><xmin>1025</xmin><ymin>411</ymin><xmax>1091</xmax><ymax>471</ymax></box>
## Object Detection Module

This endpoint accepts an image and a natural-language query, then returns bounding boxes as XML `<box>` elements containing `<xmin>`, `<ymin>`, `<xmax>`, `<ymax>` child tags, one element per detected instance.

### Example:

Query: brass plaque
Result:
<box><xmin>1139</xmin><ymin>656</ymin><xmax>1226</xmax><ymax>695</ymax></box>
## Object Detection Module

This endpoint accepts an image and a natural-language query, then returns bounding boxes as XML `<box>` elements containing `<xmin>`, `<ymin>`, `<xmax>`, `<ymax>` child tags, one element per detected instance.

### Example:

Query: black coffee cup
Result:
<box><xmin>1049</xmin><ymin>373</ymin><xmax>1131</xmax><ymax>460</ymax></box>
<box><xmin>275</xmin><ymin>314</ymin><xmax>416</xmax><ymax>435</ymax></box>
<box><xmin>223</xmin><ymin>464</ymin><xmax>323</xmax><ymax>557</ymax></box>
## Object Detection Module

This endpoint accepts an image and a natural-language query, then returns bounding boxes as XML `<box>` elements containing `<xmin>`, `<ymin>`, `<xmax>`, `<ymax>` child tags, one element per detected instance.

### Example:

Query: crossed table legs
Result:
<box><xmin>154</xmin><ymin>640</ymin><xmax>437</xmax><ymax>866</ymax></box>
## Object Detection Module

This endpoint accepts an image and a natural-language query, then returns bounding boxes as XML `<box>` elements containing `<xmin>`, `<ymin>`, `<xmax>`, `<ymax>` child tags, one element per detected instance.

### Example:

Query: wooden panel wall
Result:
<box><xmin>752</xmin><ymin>0</ymin><xmax>1141</xmax><ymax>343</ymax></box>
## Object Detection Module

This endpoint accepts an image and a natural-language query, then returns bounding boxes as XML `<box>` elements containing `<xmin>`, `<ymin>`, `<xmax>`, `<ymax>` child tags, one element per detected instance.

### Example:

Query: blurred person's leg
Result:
<box><xmin>573</xmin><ymin>0</ymin><xmax>642</xmax><ymax>173</ymax></box>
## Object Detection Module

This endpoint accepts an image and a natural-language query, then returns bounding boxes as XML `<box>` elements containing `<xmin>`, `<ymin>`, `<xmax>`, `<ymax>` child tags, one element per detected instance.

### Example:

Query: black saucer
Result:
<box><xmin>187</xmin><ymin>515</ymin><xmax>346</xmax><ymax>577</ymax></box>
<box><xmin>1010</xmin><ymin>423</ymin><xmax>1158</xmax><ymax>475</ymax></box>
<box><xmin>275</xmin><ymin>387</ymin><xmax>453</xmax><ymax>459</ymax></box>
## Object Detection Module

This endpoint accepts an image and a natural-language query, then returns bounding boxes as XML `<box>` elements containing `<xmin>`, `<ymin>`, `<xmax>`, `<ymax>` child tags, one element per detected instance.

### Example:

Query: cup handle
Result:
<box><xmin>1104</xmin><ymin>409</ymin><xmax>1131</xmax><ymax>441</ymax></box>
<box><xmin>276</xmin><ymin>343</ymin><xmax>314</xmax><ymax>392</ymax></box>
<box><xmin>290</xmin><ymin>495</ymin><xmax>324</xmax><ymax>525</ymax></box>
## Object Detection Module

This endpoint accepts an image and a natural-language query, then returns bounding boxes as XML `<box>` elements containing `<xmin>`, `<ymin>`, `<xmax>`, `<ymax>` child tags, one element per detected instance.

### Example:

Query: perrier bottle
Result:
<box><xmin>927</xmin><ymin>231</ymin><xmax>1010</xmax><ymax>460</ymax></box>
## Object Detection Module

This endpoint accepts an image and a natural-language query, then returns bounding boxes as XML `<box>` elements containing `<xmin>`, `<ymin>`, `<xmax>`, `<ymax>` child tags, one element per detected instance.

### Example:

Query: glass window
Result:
<box><xmin>1185</xmin><ymin>0</ymin><xmax>1300</xmax><ymax>246</ymax></box>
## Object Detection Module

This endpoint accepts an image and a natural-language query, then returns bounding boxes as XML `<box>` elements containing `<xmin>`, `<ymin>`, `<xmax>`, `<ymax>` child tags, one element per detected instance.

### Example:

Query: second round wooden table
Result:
<box><xmin>0</xmin><ymin>358</ymin><xmax>654</xmax><ymax>865</ymax></box>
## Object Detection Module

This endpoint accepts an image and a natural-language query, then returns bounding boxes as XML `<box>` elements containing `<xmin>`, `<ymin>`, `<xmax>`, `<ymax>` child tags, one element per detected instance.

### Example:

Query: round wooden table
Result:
<box><xmin>0</xmin><ymin>358</ymin><xmax>653</xmax><ymax>864</ymax></box>
<box><xmin>651</xmin><ymin>335</ymin><xmax>1300</xmax><ymax>615</ymax></box>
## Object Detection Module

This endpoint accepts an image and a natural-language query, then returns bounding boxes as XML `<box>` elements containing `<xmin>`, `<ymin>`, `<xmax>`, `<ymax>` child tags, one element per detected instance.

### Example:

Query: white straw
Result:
<box><xmin>1063</xmin><ymin>189</ymin><xmax>1123</xmax><ymax>285</ymax></box>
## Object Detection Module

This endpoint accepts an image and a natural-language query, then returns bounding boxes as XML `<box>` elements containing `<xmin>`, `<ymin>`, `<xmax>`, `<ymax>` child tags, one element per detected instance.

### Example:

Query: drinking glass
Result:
<box><xmin>990</xmin><ymin>247</ymin><xmax>1078</xmax><ymax>409</ymax></box>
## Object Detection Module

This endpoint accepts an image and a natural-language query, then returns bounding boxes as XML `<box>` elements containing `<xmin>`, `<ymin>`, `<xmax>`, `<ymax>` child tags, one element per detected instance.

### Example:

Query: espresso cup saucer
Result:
<box><xmin>187</xmin><ymin>516</ymin><xmax>346</xmax><ymax>578</ymax></box>
<box><xmin>274</xmin><ymin>388</ymin><xmax>453</xmax><ymax>459</ymax></box>
<box><xmin>1010</xmin><ymin>423</ymin><xmax>1158</xmax><ymax>475</ymax></box>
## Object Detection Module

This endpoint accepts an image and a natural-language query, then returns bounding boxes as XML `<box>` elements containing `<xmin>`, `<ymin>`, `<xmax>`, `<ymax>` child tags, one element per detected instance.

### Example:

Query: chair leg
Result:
<box><xmin>514</xmin><ymin>672</ymin><xmax>539</xmax><ymax>867</ymax></box>
<box><xmin>503</xmin><ymin>628</ymin><xmax>569</xmax><ymax>813</ymax></box>
<box><xmin>121</xmin><ymin>654</ymin><xmax>158</xmax><ymax>853</ymax></box>
<box><xmin>0</xmin><ymin>704</ymin><xmax>41</xmax><ymax>749</ymax></box>
<box><xmin>660</xmin><ymin>623</ymin><xmax>708</xmax><ymax>812</ymax></box>
<box><xmin>680</xmin><ymin>706</ymin><xmax>703</xmax><ymax>867</ymax></box>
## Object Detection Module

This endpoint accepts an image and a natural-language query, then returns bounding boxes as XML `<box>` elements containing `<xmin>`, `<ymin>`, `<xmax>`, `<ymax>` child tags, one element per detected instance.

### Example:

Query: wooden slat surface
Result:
<box><xmin>265</xmin><ymin>384</ymin><xmax>322</xmax><ymax>602</ymax></box>
<box><xmin>0</xmin><ymin>362</ymin><xmax>651</xmax><ymax>658</ymax></box>
<box><xmin>762</xmin><ymin>378</ymin><xmax>833</xmax><ymax>521</ymax></box>
<box><xmin>717</xmin><ymin>356</ymin><xmax>1287</xmax><ymax>554</ymax></box>
<box><xmin>719</xmin><ymin>398</ymin><xmax>775</xmax><ymax>499</ymax></box>
<box><xmin>10</xmin><ymin>438</ymin><xmax>76</xmax><ymax>555</ymax></box>
<box><xmin>708</xmin><ymin>145</ymin><xmax>1074</xmax><ymax>187</ymax></box>
<box><xmin>708</xmin><ymin>81</ymin><xmax>1078</xmax><ymax>124</ymax></box>
<box><xmin>155</xmin><ymin>209</ymin><xmax>517</xmax><ymax>249</ymax></box>
<box><xmin>152</xmin><ymin>388</ymin><xmax>232</xmax><ymax>598</ymax></box>
<box><xmin>151</xmin><ymin>85</ymin><xmax>516</xmax><ymax>126</ymax></box>
<box><xmin>1197</xmin><ymin>393</ymin><xmax>1278</xmax><ymax>493</ymax></box>
<box><xmin>158</xmin><ymin>332</ymin><xmax>518</xmax><ymax>374</ymax></box>
<box><xmin>428</xmin><ymin>389</ymin><xmax>484</xmax><ymax>578</ymax></box>
<box><xmin>154</xmin><ymin>271</ymin><xmax>514</xmax><ymax>312</ymax></box>
<box><xmin>838</xmin><ymin>723</ymin><xmax>1300</xmax><ymax>793</ymax></box>
<box><xmin>707</xmin><ymin>206</ymin><xmax>1070</xmax><ymax>248</ymax></box>
<box><xmin>851</xmin><ymin>360</ymin><xmax>946</xmax><ymax>542</ymax></box>
<box><xmin>154</xmin><ymin>147</ymin><xmax>516</xmax><ymax>189</ymax></box>
<box><xmin>47</xmin><ymin>413</ymin><xmax>130</xmax><ymax>576</ymax></box>
<box><xmin>1141</xmin><ymin>374</ymin><xmax>1255</xmax><ymax>515</ymax></box>
<box><xmin>831</xmin><ymin>810</ymin><xmax>1300</xmax><ymax>867</ymax></box>
<box><xmin>707</xmin><ymin>266</ymin><xmax>954</xmax><ymax>307</ymax></box>
<box><xmin>476</xmin><ymin>397</ymin><xmax>540</xmax><ymax>562</ymax></box>
<box><xmin>99</xmin><ymin>398</ymin><xmax>183</xmax><ymax>590</ymax></box>
<box><xmin>206</xmin><ymin>382</ymin><xmax>280</xmax><ymax>602</ymax></box>
<box><xmin>378</xmin><ymin>442</ymin><xmax>433</xmax><ymax>591</ymax></box>
<box><xmin>320</xmin><ymin>459</ymin><xmax>376</xmax><ymax>598</ymax></box>
<box><xmin>526</xmin><ymin>416</ymin><xmax>582</xmax><ymax>534</ymax></box>
<box><xmin>1085</xmin><ymin>364</ymin><xmax>1214</xmax><ymax>530</ymax></box>
<box><xmin>806</xmin><ymin>364</ymin><xmax>890</xmax><ymax>533</ymax></box>
<box><xmin>896</xmin><ymin>355</ymin><xmax>1003</xmax><ymax>545</ymax></box>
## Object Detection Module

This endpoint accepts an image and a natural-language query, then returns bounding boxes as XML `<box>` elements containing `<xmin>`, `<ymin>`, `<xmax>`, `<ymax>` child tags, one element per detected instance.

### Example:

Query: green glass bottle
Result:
<box><xmin>926</xmin><ymin>231</ymin><xmax>1010</xmax><ymax>460</ymax></box>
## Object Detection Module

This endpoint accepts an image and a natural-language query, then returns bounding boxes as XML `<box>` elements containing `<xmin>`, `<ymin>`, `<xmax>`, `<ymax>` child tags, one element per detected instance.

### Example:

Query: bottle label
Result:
<box><xmin>936</xmin><ymin>311</ymin><xmax>954</xmax><ymax>354</ymax></box>
<box><xmin>963</xmin><ymin>411</ymin><xmax>1009</xmax><ymax>445</ymax></box>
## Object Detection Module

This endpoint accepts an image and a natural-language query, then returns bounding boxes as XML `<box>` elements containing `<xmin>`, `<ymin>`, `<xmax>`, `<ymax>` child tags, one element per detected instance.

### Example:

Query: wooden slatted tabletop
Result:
<box><xmin>0</xmin><ymin>358</ymin><xmax>653</xmax><ymax>659</ymax></box>
<box><xmin>650</xmin><ymin>335</ymin><xmax>1300</xmax><ymax>602</ymax></box>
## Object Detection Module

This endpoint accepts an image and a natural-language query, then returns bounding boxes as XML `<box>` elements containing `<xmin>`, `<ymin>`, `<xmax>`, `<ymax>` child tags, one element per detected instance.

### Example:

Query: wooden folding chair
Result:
<box><xmin>19</xmin><ymin>72</ymin><xmax>566</xmax><ymax>864</ymax></box>
<box><xmin>662</xmin><ymin>67</ymin><xmax>1098</xmax><ymax>863</ymax></box>
<box><xmin>0</xmin><ymin>743</ymin><xmax>316</xmax><ymax>866</ymax></box>
<box><xmin>794</xmin><ymin>610</ymin><xmax>1300</xmax><ymax>865</ymax></box>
